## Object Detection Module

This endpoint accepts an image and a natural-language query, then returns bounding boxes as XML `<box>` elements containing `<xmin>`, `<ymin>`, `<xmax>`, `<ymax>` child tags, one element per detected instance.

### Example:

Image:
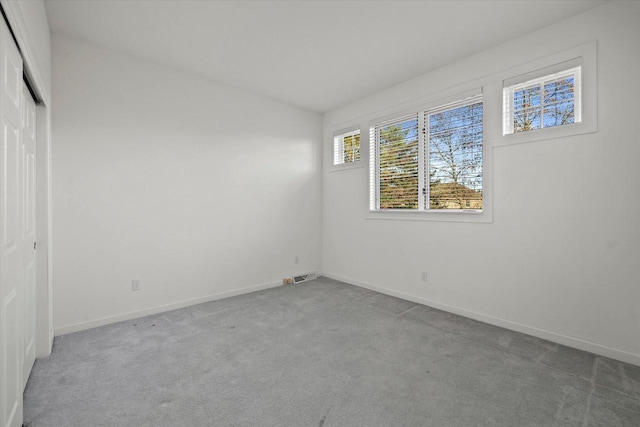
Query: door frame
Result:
<box><xmin>1</xmin><ymin>1</ymin><xmax>53</xmax><ymax>358</ymax></box>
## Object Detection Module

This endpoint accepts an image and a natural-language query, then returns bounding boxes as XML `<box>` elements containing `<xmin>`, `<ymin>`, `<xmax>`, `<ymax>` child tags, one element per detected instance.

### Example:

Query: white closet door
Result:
<box><xmin>21</xmin><ymin>84</ymin><xmax>36</xmax><ymax>389</ymax></box>
<box><xmin>0</xmin><ymin>15</ymin><xmax>25</xmax><ymax>427</ymax></box>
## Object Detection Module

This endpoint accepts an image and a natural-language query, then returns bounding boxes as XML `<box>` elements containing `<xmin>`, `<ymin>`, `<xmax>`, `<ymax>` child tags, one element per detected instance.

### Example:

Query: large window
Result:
<box><xmin>370</xmin><ymin>96</ymin><xmax>483</xmax><ymax>212</ymax></box>
<box><xmin>503</xmin><ymin>66</ymin><xmax>581</xmax><ymax>135</ymax></box>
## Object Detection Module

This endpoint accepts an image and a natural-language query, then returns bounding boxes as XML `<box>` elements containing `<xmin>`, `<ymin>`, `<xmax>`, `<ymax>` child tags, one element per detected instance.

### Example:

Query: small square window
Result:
<box><xmin>333</xmin><ymin>129</ymin><xmax>361</xmax><ymax>166</ymax></box>
<box><xmin>503</xmin><ymin>66</ymin><xmax>581</xmax><ymax>135</ymax></box>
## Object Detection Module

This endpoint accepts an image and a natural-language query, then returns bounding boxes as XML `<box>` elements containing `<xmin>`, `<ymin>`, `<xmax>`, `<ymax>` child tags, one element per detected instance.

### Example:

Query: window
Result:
<box><xmin>370</xmin><ymin>96</ymin><xmax>483</xmax><ymax>212</ymax></box>
<box><xmin>333</xmin><ymin>128</ymin><xmax>361</xmax><ymax>166</ymax></box>
<box><xmin>503</xmin><ymin>66</ymin><xmax>581</xmax><ymax>135</ymax></box>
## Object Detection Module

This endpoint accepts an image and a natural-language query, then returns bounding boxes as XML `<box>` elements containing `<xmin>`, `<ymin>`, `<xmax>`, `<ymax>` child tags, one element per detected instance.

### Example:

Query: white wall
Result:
<box><xmin>322</xmin><ymin>1</ymin><xmax>640</xmax><ymax>364</ymax></box>
<box><xmin>52</xmin><ymin>34</ymin><xmax>322</xmax><ymax>333</ymax></box>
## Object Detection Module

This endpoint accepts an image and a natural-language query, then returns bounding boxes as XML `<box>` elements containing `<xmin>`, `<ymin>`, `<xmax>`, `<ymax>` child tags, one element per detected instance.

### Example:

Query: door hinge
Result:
<box><xmin>34</xmin><ymin>241</ymin><xmax>36</xmax><ymax>250</ymax></box>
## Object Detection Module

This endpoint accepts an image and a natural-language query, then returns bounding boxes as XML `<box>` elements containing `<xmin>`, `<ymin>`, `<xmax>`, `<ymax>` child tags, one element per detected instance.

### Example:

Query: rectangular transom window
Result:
<box><xmin>333</xmin><ymin>128</ymin><xmax>361</xmax><ymax>165</ymax></box>
<box><xmin>503</xmin><ymin>66</ymin><xmax>581</xmax><ymax>135</ymax></box>
<box><xmin>370</xmin><ymin>96</ymin><xmax>483</xmax><ymax>212</ymax></box>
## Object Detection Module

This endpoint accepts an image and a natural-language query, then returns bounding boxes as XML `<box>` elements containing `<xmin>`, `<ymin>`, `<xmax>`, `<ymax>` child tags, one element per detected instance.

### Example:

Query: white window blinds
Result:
<box><xmin>371</xmin><ymin>96</ymin><xmax>483</xmax><ymax>212</ymax></box>
<box><xmin>428</xmin><ymin>100</ymin><xmax>483</xmax><ymax>210</ymax></box>
<box><xmin>374</xmin><ymin>114</ymin><xmax>420</xmax><ymax>209</ymax></box>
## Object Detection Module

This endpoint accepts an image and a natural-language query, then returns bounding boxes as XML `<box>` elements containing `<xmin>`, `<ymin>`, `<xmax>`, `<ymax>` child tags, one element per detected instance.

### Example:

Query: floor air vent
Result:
<box><xmin>292</xmin><ymin>272</ymin><xmax>318</xmax><ymax>284</ymax></box>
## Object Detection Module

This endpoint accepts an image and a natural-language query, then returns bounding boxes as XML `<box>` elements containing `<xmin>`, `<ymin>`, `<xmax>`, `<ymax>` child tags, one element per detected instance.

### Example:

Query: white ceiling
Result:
<box><xmin>44</xmin><ymin>0</ymin><xmax>606</xmax><ymax>113</ymax></box>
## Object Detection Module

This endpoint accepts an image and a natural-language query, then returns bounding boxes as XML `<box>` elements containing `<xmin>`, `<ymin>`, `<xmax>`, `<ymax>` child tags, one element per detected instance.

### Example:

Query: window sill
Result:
<box><xmin>330</xmin><ymin>161</ymin><xmax>365</xmax><ymax>172</ymax></box>
<box><xmin>493</xmin><ymin>120</ymin><xmax>597</xmax><ymax>148</ymax></box>
<box><xmin>366</xmin><ymin>209</ymin><xmax>491</xmax><ymax>223</ymax></box>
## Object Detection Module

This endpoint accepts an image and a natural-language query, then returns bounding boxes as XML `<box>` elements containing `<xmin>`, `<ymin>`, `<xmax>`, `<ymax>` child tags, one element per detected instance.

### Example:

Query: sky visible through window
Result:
<box><xmin>513</xmin><ymin>76</ymin><xmax>575</xmax><ymax>132</ymax></box>
<box><xmin>376</xmin><ymin>100</ymin><xmax>483</xmax><ymax>210</ymax></box>
<box><xmin>429</xmin><ymin>102</ymin><xmax>483</xmax><ymax>209</ymax></box>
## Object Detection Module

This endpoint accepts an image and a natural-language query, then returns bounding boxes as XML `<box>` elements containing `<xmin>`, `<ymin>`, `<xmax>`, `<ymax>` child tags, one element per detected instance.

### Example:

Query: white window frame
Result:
<box><xmin>369</xmin><ymin>94</ymin><xmax>484</xmax><ymax>216</ymax></box>
<box><xmin>332</xmin><ymin>126</ymin><xmax>362</xmax><ymax>169</ymax></box>
<box><xmin>503</xmin><ymin>66</ymin><xmax>581</xmax><ymax>135</ymax></box>
<box><xmin>495</xmin><ymin>41</ymin><xmax>597</xmax><ymax>147</ymax></box>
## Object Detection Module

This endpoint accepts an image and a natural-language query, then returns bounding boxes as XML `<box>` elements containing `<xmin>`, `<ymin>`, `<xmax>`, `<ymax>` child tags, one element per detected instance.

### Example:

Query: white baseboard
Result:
<box><xmin>322</xmin><ymin>273</ymin><xmax>640</xmax><ymax>367</ymax></box>
<box><xmin>55</xmin><ymin>280</ymin><xmax>282</xmax><ymax>336</ymax></box>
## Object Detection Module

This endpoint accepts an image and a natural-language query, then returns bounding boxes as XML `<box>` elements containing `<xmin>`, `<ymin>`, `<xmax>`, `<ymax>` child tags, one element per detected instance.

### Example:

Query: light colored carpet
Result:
<box><xmin>24</xmin><ymin>277</ymin><xmax>640</xmax><ymax>426</ymax></box>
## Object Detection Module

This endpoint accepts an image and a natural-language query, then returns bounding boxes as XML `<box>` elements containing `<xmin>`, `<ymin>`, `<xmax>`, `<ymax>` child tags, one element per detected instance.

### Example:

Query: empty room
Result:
<box><xmin>1</xmin><ymin>0</ymin><xmax>639</xmax><ymax>426</ymax></box>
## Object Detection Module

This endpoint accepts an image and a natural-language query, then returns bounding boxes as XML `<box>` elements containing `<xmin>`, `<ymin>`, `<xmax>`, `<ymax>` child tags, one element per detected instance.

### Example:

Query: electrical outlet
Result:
<box><xmin>132</xmin><ymin>280</ymin><xmax>141</xmax><ymax>291</ymax></box>
<box><xmin>421</xmin><ymin>272</ymin><xmax>428</xmax><ymax>282</ymax></box>
<box><xmin>294</xmin><ymin>256</ymin><xmax>299</xmax><ymax>264</ymax></box>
